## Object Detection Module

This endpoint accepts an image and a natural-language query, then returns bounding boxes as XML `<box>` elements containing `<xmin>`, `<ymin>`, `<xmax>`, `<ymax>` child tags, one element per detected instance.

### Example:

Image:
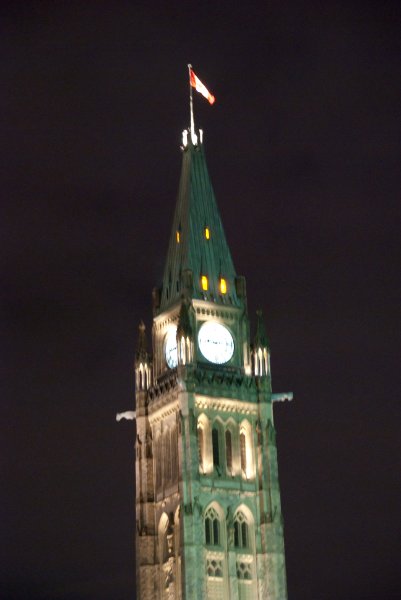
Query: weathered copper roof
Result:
<box><xmin>159</xmin><ymin>132</ymin><xmax>241</xmax><ymax>312</ymax></box>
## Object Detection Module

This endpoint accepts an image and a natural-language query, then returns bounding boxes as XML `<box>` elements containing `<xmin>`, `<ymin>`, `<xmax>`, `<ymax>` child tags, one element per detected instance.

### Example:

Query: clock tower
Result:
<box><xmin>134</xmin><ymin>127</ymin><xmax>291</xmax><ymax>600</ymax></box>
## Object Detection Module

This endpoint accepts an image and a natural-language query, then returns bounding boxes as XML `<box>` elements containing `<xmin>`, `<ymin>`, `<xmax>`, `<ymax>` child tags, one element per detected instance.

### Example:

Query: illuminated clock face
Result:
<box><xmin>164</xmin><ymin>329</ymin><xmax>178</xmax><ymax>369</ymax></box>
<box><xmin>198</xmin><ymin>322</ymin><xmax>234</xmax><ymax>364</ymax></box>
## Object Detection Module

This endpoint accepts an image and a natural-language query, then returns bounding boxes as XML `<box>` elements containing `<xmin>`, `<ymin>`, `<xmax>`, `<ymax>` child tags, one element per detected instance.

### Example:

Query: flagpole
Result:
<box><xmin>188</xmin><ymin>64</ymin><xmax>195</xmax><ymax>140</ymax></box>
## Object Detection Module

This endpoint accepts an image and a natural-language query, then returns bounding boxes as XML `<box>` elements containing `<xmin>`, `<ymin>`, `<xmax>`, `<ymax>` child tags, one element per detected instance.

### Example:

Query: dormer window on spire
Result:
<box><xmin>201</xmin><ymin>275</ymin><xmax>209</xmax><ymax>291</ymax></box>
<box><xmin>220</xmin><ymin>277</ymin><xmax>227</xmax><ymax>294</ymax></box>
<box><xmin>204</xmin><ymin>226</ymin><xmax>210</xmax><ymax>240</ymax></box>
<box><xmin>176</xmin><ymin>230</ymin><xmax>180</xmax><ymax>243</ymax></box>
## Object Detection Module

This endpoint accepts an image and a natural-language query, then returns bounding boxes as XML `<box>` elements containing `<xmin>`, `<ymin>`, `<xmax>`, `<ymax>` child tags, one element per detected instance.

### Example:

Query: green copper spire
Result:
<box><xmin>158</xmin><ymin>131</ymin><xmax>241</xmax><ymax>312</ymax></box>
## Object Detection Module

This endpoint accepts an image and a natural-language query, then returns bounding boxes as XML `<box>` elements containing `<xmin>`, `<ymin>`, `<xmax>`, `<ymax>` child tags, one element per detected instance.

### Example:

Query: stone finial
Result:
<box><xmin>177</xmin><ymin>299</ymin><xmax>193</xmax><ymax>338</ymax></box>
<box><xmin>136</xmin><ymin>320</ymin><xmax>148</xmax><ymax>361</ymax></box>
<box><xmin>254</xmin><ymin>309</ymin><xmax>270</xmax><ymax>349</ymax></box>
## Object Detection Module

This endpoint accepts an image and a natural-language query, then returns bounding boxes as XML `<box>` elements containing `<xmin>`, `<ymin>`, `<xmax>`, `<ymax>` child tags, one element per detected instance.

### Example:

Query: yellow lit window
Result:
<box><xmin>204</xmin><ymin>227</ymin><xmax>210</xmax><ymax>240</ymax></box>
<box><xmin>201</xmin><ymin>275</ymin><xmax>208</xmax><ymax>291</ymax></box>
<box><xmin>176</xmin><ymin>231</ymin><xmax>180</xmax><ymax>243</ymax></box>
<box><xmin>220</xmin><ymin>277</ymin><xmax>227</xmax><ymax>294</ymax></box>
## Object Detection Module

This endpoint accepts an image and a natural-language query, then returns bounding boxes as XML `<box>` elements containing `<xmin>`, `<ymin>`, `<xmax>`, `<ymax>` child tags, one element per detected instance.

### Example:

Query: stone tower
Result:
<box><xmin>134</xmin><ymin>128</ymin><xmax>292</xmax><ymax>600</ymax></box>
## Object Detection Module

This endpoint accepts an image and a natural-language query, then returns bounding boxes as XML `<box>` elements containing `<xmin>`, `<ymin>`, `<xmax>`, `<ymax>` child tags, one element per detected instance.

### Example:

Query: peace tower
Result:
<box><xmin>134</xmin><ymin>126</ymin><xmax>292</xmax><ymax>600</ymax></box>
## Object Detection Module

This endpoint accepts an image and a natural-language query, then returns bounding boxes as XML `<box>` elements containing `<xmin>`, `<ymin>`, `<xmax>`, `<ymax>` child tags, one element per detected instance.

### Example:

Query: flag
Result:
<box><xmin>189</xmin><ymin>68</ymin><xmax>215</xmax><ymax>105</ymax></box>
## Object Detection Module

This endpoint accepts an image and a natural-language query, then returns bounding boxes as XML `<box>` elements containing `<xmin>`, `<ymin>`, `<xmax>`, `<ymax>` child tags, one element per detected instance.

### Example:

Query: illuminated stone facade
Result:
<box><xmin>135</xmin><ymin>130</ymin><xmax>290</xmax><ymax>599</ymax></box>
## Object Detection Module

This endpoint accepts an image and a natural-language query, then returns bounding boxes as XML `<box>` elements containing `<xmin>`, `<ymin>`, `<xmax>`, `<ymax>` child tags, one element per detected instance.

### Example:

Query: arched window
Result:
<box><xmin>240</xmin><ymin>420</ymin><xmax>255</xmax><ymax>480</ymax></box>
<box><xmin>158</xmin><ymin>513</ymin><xmax>169</xmax><ymax>564</ymax></box>
<box><xmin>240</xmin><ymin>431</ymin><xmax>246</xmax><ymax>474</ymax></box>
<box><xmin>212</xmin><ymin>427</ymin><xmax>220</xmax><ymax>468</ymax></box>
<box><xmin>225</xmin><ymin>429</ymin><xmax>232</xmax><ymax>473</ymax></box>
<box><xmin>170</xmin><ymin>426</ymin><xmax>177</xmax><ymax>482</ymax></box>
<box><xmin>234</xmin><ymin>512</ymin><xmax>249</xmax><ymax>549</ymax></box>
<box><xmin>197</xmin><ymin>414</ymin><xmax>212</xmax><ymax>474</ymax></box>
<box><xmin>198</xmin><ymin>426</ymin><xmax>204</xmax><ymax>467</ymax></box>
<box><xmin>163</xmin><ymin>429</ymin><xmax>171</xmax><ymax>485</ymax></box>
<box><xmin>233</xmin><ymin>507</ymin><xmax>256</xmax><ymax>598</ymax></box>
<box><xmin>205</xmin><ymin>506</ymin><xmax>220</xmax><ymax>546</ymax></box>
<box><xmin>155</xmin><ymin>434</ymin><xmax>162</xmax><ymax>491</ymax></box>
<box><xmin>236</xmin><ymin>561</ymin><xmax>252</xmax><ymax>580</ymax></box>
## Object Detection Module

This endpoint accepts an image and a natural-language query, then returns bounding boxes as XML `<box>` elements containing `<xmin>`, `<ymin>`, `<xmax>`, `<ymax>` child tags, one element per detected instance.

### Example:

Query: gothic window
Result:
<box><xmin>155</xmin><ymin>434</ymin><xmax>162</xmax><ymax>491</ymax></box>
<box><xmin>212</xmin><ymin>427</ymin><xmax>220</xmax><ymax>468</ymax></box>
<box><xmin>205</xmin><ymin>507</ymin><xmax>220</xmax><ymax>546</ymax></box>
<box><xmin>233</xmin><ymin>512</ymin><xmax>249</xmax><ymax>549</ymax></box>
<box><xmin>170</xmin><ymin>427</ymin><xmax>178</xmax><ymax>482</ymax></box>
<box><xmin>236</xmin><ymin>561</ymin><xmax>252</xmax><ymax>580</ymax></box>
<box><xmin>240</xmin><ymin>420</ymin><xmax>255</xmax><ymax>479</ymax></box>
<box><xmin>197</xmin><ymin>414</ymin><xmax>212</xmax><ymax>474</ymax></box>
<box><xmin>201</xmin><ymin>275</ymin><xmax>209</xmax><ymax>291</ymax></box>
<box><xmin>163</xmin><ymin>429</ymin><xmax>171</xmax><ymax>485</ymax></box>
<box><xmin>198</xmin><ymin>426</ymin><xmax>204</xmax><ymax>468</ymax></box>
<box><xmin>158</xmin><ymin>513</ymin><xmax>169</xmax><ymax>564</ymax></box>
<box><xmin>225</xmin><ymin>429</ymin><xmax>232</xmax><ymax>473</ymax></box>
<box><xmin>206</xmin><ymin>558</ymin><xmax>225</xmax><ymax>600</ymax></box>
<box><xmin>206</xmin><ymin>558</ymin><xmax>223</xmax><ymax>578</ymax></box>
<box><xmin>240</xmin><ymin>431</ymin><xmax>246</xmax><ymax>474</ymax></box>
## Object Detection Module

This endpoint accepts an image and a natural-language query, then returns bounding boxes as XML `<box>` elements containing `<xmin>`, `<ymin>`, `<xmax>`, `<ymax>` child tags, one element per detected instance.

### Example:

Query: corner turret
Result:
<box><xmin>135</xmin><ymin>320</ymin><xmax>152</xmax><ymax>393</ymax></box>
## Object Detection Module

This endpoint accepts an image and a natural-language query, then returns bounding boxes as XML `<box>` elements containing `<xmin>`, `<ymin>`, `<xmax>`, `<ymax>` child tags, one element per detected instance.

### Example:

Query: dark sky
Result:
<box><xmin>2</xmin><ymin>2</ymin><xmax>400</xmax><ymax>599</ymax></box>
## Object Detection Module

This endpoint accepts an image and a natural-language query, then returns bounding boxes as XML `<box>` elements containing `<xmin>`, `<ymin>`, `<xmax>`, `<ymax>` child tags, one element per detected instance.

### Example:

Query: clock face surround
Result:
<box><xmin>164</xmin><ymin>328</ymin><xmax>178</xmax><ymax>368</ymax></box>
<box><xmin>197</xmin><ymin>321</ymin><xmax>234</xmax><ymax>364</ymax></box>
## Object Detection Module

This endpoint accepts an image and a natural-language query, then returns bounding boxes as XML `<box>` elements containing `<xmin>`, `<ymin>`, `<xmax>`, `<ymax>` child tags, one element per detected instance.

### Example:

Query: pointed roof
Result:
<box><xmin>159</xmin><ymin>131</ymin><xmax>242</xmax><ymax>312</ymax></box>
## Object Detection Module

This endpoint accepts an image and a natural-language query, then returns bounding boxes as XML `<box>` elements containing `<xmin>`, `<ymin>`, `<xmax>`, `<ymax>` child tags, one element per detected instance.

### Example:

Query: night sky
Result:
<box><xmin>2</xmin><ymin>2</ymin><xmax>400</xmax><ymax>599</ymax></box>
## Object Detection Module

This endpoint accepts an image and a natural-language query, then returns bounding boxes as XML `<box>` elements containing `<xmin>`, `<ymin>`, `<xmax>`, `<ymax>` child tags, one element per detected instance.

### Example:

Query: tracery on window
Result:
<box><xmin>236</xmin><ymin>561</ymin><xmax>252</xmax><ymax>580</ymax></box>
<box><xmin>206</xmin><ymin>558</ymin><xmax>223</xmax><ymax>578</ymax></box>
<box><xmin>233</xmin><ymin>511</ymin><xmax>249</xmax><ymax>549</ymax></box>
<box><xmin>205</xmin><ymin>507</ymin><xmax>220</xmax><ymax>546</ymax></box>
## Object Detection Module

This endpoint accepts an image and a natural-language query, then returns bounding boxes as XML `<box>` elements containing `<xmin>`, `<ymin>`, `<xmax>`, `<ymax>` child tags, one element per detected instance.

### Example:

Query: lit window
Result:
<box><xmin>220</xmin><ymin>277</ymin><xmax>227</xmax><ymax>294</ymax></box>
<box><xmin>176</xmin><ymin>231</ymin><xmax>180</xmax><ymax>243</ymax></box>
<box><xmin>198</xmin><ymin>426</ymin><xmax>204</xmax><ymax>467</ymax></box>
<box><xmin>233</xmin><ymin>511</ymin><xmax>251</xmax><ymax>550</ymax></box>
<box><xmin>225</xmin><ymin>430</ymin><xmax>232</xmax><ymax>472</ymax></box>
<box><xmin>204</xmin><ymin>227</ymin><xmax>210</xmax><ymax>240</ymax></box>
<box><xmin>201</xmin><ymin>275</ymin><xmax>208</xmax><ymax>291</ymax></box>
<box><xmin>240</xmin><ymin>432</ymin><xmax>246</xmax><ymax>473</ymax></box>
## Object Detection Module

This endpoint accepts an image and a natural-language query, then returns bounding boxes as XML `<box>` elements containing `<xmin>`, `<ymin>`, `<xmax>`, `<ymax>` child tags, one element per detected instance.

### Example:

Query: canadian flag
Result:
<box><xmin>189</xmin><ymin>68</ymin><xmax>215</xmax><ymax>105</ymax></box>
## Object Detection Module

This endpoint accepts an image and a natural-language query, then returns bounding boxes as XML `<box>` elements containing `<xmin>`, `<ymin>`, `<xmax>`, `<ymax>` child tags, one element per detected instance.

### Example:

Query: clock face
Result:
<box><xmin>164</xmin><ymin>329</ymin><xmax>178</xmax><ymax>368</ymax></box>
<box><xmin>198</xmin><ymin>322</ymin><xmax>234</xmax><ymax>364</ymax></box>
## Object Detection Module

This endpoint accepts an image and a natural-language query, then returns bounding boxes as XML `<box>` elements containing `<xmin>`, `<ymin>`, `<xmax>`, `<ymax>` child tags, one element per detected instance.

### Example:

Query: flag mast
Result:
<box><xmin>188</xmin><ymin>64</ymin><xmax>195</xmax><ymax>143</ymax></box>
